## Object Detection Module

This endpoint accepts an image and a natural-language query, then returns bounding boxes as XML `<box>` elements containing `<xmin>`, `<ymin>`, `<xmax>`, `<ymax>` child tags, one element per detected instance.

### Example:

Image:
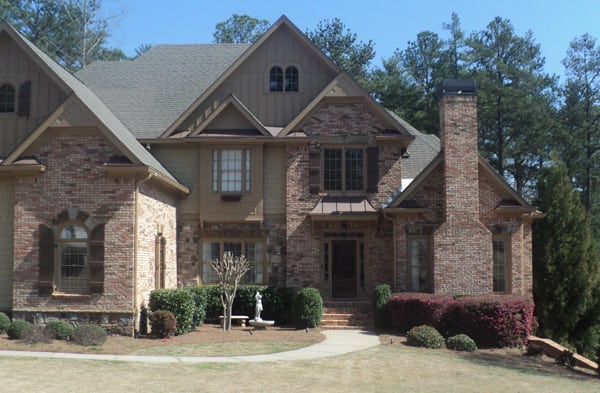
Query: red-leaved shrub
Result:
<box><xmin>388</xmin><ymin>293</ymin><xmax>534</xmax><ymax>348</ymax></box>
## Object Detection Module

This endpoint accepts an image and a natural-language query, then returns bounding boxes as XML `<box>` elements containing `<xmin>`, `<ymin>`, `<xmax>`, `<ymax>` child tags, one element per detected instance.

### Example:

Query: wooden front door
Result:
<box><xmin>331</xmin><ymin>240</ymin><xmax>357</xmax><ymax>298</ymax></box>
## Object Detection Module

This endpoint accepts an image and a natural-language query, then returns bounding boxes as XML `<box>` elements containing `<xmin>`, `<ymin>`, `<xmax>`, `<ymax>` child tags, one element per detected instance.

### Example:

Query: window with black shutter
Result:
<box><xmin>17</xmin><ymin>80</ymin><xmax>31</xmax><ymax>117</ymax></box>
<box><xmin>38</xmin><ymin>224</ymin><xmax>55</xmax><ymax>295</ymax></box>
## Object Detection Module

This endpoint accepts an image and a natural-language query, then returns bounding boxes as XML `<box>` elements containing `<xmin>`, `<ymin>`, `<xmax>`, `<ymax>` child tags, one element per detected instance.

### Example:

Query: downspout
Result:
<box><xmin>133</xmin><ymin>171</ymin><xmax>153</xmax><ymax>337</ymax></box>
<box><xmin>383</xmin><ymin>211</ymin><xmax>397</xmax><ymax>292</ymax></box>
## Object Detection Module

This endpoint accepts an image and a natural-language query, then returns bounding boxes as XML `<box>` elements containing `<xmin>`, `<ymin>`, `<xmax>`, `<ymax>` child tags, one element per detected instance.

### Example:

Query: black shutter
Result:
<box><xmin>38</xmin><ymin>224</ymin><xmax>54</xmax><ymax>295</ymax></box>
<box><xmin>17</xmin><ymin>80</ymin><xmax>31</xmax><ymax>117</ymax></box>
<box><xmin>366</xmin><ymin>146</ymin><xmax>379</xmax><ymax>193</ymax></box>
<box><xmin>89</xmin><ymin>224</ymin><xmax>105</xmax><ymax>294</ymax></box>
<box><xmin>309</xmin><ymin>146</ymin><xmax>321</xmax><ymax>194</ymax></box>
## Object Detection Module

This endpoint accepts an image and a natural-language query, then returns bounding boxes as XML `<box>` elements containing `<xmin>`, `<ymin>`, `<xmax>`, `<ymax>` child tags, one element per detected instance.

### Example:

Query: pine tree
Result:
<box><xmin>533</xmin><ymin>161</ymin><xmax>600</xmax><ymax>359</ymax></box>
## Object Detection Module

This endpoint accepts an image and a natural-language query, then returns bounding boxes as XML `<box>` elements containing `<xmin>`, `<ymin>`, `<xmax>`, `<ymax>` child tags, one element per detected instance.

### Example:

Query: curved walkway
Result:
<box><xmin>0</xmin><ymin>329</ymin><xmax>380</xmax><ymax>364</ymax></box>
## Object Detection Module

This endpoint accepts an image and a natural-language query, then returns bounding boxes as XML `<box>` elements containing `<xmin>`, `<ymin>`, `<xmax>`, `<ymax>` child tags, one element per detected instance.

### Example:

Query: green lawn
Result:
<box><xmin>0</xmin><ymin>344</ymin><xmax>597</xmax><ymax>392</ymax></box>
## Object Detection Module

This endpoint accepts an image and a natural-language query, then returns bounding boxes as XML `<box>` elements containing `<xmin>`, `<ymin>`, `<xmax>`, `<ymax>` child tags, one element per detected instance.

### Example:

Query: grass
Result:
<box><xmin>0</xmin><ymin>342</ymin><xmax>597</xmax><ymax>392</ymax></box>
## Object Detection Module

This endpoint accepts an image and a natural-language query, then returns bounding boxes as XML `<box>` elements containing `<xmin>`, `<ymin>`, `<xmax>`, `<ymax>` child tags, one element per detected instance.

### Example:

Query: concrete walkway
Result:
<box><xmin>0</xmin><ymin>329</ymin><xmax>380</xmax><ymax>364</ymax></box>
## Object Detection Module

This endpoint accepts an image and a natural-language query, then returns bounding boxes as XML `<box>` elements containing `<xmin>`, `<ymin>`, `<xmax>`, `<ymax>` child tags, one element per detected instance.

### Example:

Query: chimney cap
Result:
<box><xmin>441</xmin><ymin>79</ymin><xmax>476</xmax><ymax>96</ymax></box>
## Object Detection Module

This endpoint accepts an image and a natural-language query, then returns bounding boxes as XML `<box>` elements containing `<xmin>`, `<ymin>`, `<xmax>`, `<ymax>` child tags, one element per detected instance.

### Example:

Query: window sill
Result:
<box><xmin>221</xmin><ymin>193</ymin><xmax>243</xmax><ymax>201</ymax></box>
<box><xmin>51</xmin><ymin>293</ymin><xmax>91</xmax><ymax>301</ymax></box>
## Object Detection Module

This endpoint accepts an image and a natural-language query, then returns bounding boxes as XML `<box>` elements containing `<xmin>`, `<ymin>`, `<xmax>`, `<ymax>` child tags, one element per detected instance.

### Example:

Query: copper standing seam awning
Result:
<box><xmin>309</xmin><ymin>197</ymin><xmax>378</xmax><ymax>220</ymax></box>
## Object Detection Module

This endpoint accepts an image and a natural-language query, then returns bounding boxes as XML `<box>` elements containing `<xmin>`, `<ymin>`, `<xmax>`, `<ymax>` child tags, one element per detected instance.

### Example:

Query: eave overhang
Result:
<box><xmin>98</xmin><ymin>164</ymin><xmax>190</xmax><ymax>196</ymax></box>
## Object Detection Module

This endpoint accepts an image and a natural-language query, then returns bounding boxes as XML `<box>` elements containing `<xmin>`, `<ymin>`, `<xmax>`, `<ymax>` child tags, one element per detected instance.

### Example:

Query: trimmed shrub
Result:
<box><xmin>388</xmin><ymin>293</ymin><xmax>534</xmax><ymax>348</ymax></box>
<box><xmin>71</xmin><ymin>324</ymin><xmax>107</xmax><ymax>346</ymax></box>
<box><xmin>262</xmin><ymin>286</ymin><xmax>295</xmax><ymax>324</ymax></box>
<box><xmin>202</xmin><ymin>285</ymin><xmax>295</xmax><ymax>325</ymax></box>
<box><xmin>373</xmin><ymin>284</ymin><xmax>392</xmax><ymax>329</ymax></box>
<box><xmin>447</xmin><ymin>334</ymin><xmax>477</xmax><ymax>352</ymax></box>
<box><xmin>186</xmin><ymin>286</ymin><xmax>208</xmax><ymax>327</ymax></box>
<box><xmin>0</xmin><ymin>312</ymin><xmax>10</xmax><ymax>334</ymax></box>
<box><xmin>406</xmin><ymin>325</ymin><xmax>446</xmax><ymax>349</ymax></box>
<box><xmin>204</xmin><ymin>285</ymin><xmax>225</xmax><ymax>322</ymax></box>
<box><xmin>149</xmin><ymin>309</ymin><xmax>177</xmax><ymax>338</ymax></box>
<box><xmin>293</xmin><ymin>287</ymin><xmax>323</xmax><ymax>328</ymax></box>
<box><xmin>388</xmin><ymin>293</ymin><xmax>450</xmax><ymax>332</ymax></box>
<box><xmin>22</xmin><ymin>325</ymin><xmax>53</xmax><ymax>344</ymax></box>
<box><xmin>45</xmin><ymin>320</ymin><xmax>74</xmax><ymax>340</ymax></box>
<box><xmin>149</xmin><ymin>288</ymin><xmax>195</xmax><ymax>335</ymax></box>
<box><xmin>7</xmin><ymin>320</ymin><xmax>33</xmax><ymax>340</ymax></box>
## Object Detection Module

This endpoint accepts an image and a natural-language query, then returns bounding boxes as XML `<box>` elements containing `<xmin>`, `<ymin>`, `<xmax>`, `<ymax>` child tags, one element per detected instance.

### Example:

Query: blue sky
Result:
<box><xmin>104</xmin><ymin>0</ymin><xmax>600</xmax><ymax>80</ymax></box>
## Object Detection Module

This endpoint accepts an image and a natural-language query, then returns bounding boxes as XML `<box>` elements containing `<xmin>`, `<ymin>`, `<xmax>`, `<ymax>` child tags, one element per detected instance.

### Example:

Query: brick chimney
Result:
<box><xmin>439</xmin><ymin>80</ymin><xmax>479</xmax><ymax>222</ymax></box>
<box><xmin>433</xmin><ymin>80</ymin><xmax>491</xmax><ymax>295</ymax></box>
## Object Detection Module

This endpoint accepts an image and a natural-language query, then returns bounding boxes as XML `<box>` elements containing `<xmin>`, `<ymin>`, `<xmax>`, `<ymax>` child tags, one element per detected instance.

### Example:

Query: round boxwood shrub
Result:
<box><xmin>373</xmin><ymin>284</ymin><xmax>391</xmax><ymax>329</ymax></box>
<box><xmin>71</xmin><ymin>324</ymin><xmax>107</xmax><ymax>346</ymax></box>
<box><xmin>149</xmin><ymin>310</ymin><xmax>177</xmax><ymax>339</ymax></box>
<box><xmin>406</xmin><ymin>325</ymin><xmax>446</xmax><ymax>349</ymax></box>
<box><xmin>7</xmin><ymin>320</ymin><xmax>33</xmax><ymax>340</ymax></box>
<box><xmin>149</xmin><ymin>288</ymin><xmax>195</xmax><ymax>335</ymax></box>
<box><xmin>293</xmin><ymin>287</ymin><xmax>323</xmax><ymax>328</ymax></box>
<box><xmin>447</xmin><ymin>334</ymin><xmax>477</xmax><ymax>352</ymax></box>
<box><xmin>0</xmin><ymin>312</ymin><xmax>10</xmax><ymax>334</ymax></box>
<box><xmin>22</xmin><ymin>325</ymin><xmax>53</xmax><ymax>344</ymax></box>
<box><xmin>45</xmin><ymin>320</ymin><xmax>75</xmax><ymax>341</ymax></box>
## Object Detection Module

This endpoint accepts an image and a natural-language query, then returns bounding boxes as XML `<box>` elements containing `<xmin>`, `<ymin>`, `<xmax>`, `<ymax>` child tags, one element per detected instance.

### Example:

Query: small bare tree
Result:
<box><xmin>210</xmin><ymin>252</ymin><xmax>250</xmax><ymax>332</ymax></box>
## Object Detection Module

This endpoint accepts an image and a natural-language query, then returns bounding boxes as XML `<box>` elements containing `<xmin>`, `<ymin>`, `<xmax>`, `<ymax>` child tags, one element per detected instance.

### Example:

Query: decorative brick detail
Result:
<box><xmin>12</xmin><ymin>133</ymin><xmax>177</xmax><ymax>334</ymax></box>
<box><xmin>285</xmin><ymin>102</ymin><xmax>403</xmax><ymax>296</ymax></box>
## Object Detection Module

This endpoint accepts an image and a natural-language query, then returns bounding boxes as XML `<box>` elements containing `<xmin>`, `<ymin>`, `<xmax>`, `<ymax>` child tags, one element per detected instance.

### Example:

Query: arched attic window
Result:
<box><xmin>284</xmin><ymin>66</ymin><xmax>299</xmax><ymax>91</ymax></box>
<box><xmin>0</xmin><ymin>83</ymin><xmax>16</xmax><ymax>113</ymax></box>
<box><xmin>269</xmin><ymin>66</ymin><xmax>283</xmax><ymax>91</ymax></box>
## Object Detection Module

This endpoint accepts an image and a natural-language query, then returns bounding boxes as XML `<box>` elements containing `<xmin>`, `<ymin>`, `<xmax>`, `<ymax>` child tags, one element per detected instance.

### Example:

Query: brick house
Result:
<box><xmin>0</xmin><ymin>16</ymin><xmax>540</xmax><ymax>334</ymax></box>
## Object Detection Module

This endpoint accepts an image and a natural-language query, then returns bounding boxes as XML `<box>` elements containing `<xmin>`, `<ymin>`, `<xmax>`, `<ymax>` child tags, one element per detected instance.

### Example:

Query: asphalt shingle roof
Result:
<box><xmin>388</xmin><ymin>111</ymin><xmax>441</xmax><ymax>180</ymax></box>
<box><xmin>77</xmin><ymin>44</ymin><xmax>251</xmax><ymax>139</ymax></box>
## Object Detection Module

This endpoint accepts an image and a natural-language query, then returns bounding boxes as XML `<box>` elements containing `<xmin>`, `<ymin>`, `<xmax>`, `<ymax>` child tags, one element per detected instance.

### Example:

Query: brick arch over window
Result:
<box><xmin>38</xmin><ymin>209</ymin><xmax>105</xmax><ymax>295</ymax></box>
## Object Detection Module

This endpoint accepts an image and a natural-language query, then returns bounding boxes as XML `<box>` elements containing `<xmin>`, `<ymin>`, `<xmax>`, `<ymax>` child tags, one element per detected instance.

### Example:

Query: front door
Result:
<box><xmin>331</xmin><ymin>240</ymin><xmax>357</xmax><ymax>298</ymax></box>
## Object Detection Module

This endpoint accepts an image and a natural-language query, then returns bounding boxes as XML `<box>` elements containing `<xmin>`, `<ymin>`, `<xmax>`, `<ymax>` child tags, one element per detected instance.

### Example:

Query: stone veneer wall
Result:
<box><xmin>12</xmin><ymin>133</ymin><xmax>135</xmax><ymax>334</ymax></box>
<box><xmin>176</xmin><ymin>218</ymin><xmax>287</xmax><ymax>287</ymax></box>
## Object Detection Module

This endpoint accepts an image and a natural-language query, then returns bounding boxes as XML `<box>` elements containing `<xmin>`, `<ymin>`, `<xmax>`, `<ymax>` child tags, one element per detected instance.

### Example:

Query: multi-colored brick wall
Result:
<box><xmin>11</xmin><ymin>132</ymin><xmax>178</xmax><ymax>334</ymax></box>
<box><xmin>285</xmin><ymin>102</ymin><xmax>402</xmax><ymax>295</ymax></box>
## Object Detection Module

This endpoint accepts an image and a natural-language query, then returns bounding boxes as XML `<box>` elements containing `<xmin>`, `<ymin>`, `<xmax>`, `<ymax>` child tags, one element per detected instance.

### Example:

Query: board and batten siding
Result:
<box><xmin>179</xmin><ymin>24</ymin><xmax>337</xmax><ymax>132</ymax></box>
<box><xmin>264</xmin><ymin>146</ymin><xmax>286</xmax><ymax>216</ymax></box>
<box><xmin>0</xmin><ymin>31</ymin><xmax>67</xmax><ymax>157</ymax></box>
<box><xmin>0</xmin><ymin>178</ymin><xmax>14</xmax><ymax>311</ymax></box>
<box><xmin>150</xmin><ymin>147</ymin><xmax>200</xmax><ymax>216</ymax></box>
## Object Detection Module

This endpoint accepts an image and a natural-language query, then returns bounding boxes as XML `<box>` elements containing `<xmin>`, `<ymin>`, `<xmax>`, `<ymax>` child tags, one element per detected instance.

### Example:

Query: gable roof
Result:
<box><xmin>162</xmin><ymin>15</ymin><xmax>341</xmax><ymax>138</ymax></box>
<box><xmin>386</xmin><ymin>153</ymin><xmax>533</xmax><ymax>211</ymax></box>
<box><xmin>190</xmin><ymin>94</ymin><xmax>272</xmax><ymax>137</ymax></box>
<box><xmin>278</xmin><ymin>73</ymin><xmax>414</xmax><ymax>140</ymax></box>
<box><xmin>77</xmin><ymin>43</ymin><xmax>250</xmax><ymax>138</ymax></box>
<box><xmin>0</xmin><ymin>21</ymin><xmax>186</xmax><ymax>193</ymax></box>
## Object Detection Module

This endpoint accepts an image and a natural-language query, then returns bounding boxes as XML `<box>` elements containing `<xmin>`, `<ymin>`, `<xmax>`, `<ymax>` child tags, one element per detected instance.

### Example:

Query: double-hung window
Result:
<box><xmin>57</xmin><ymin>224</ymin><xmax>89</xmax><ymax>294</ymax></box>
<box><xmin>212</xmin><ymin>149</ymin><xmax>251</xmax><ymax>194</ymax></box>
<box><xmin>408</xmin><ymin>237</ymin><xmax>432</xmax><ymax>292</ymax></box>
<box><xmin>323</xmin><ymin>148</ymin><xmax>364</xmax><ymax>192</ymax></box>
<box><xmin>201</xmin><ymin>240</ymin><xmax>264</xmax><ymax>284</ymax></box>
<box><xmin>492</xmin><ymin>237</ymin><xmax>510</xmax><ymax>293</ymax></box>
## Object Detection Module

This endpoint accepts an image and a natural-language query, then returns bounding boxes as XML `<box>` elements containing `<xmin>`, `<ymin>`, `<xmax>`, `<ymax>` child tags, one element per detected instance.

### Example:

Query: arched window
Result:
<box><xmin>285</xmin><ymin>66</ymin><xmax>299</xmax><ymax>92</ymax></box>
<box><xmin>0</xmin><ymin>84</ymin><xmax>16</xmax><ymax>113</ymax></box>
<box><xmin>58</xmin><ymin>224</ymin><xmax>89</xmax><ymax>294</ymax></box>
<box><xmin>269</xmin><ymin>66</ymin><xmax>283</xmax><ymax>91</ymax></box>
